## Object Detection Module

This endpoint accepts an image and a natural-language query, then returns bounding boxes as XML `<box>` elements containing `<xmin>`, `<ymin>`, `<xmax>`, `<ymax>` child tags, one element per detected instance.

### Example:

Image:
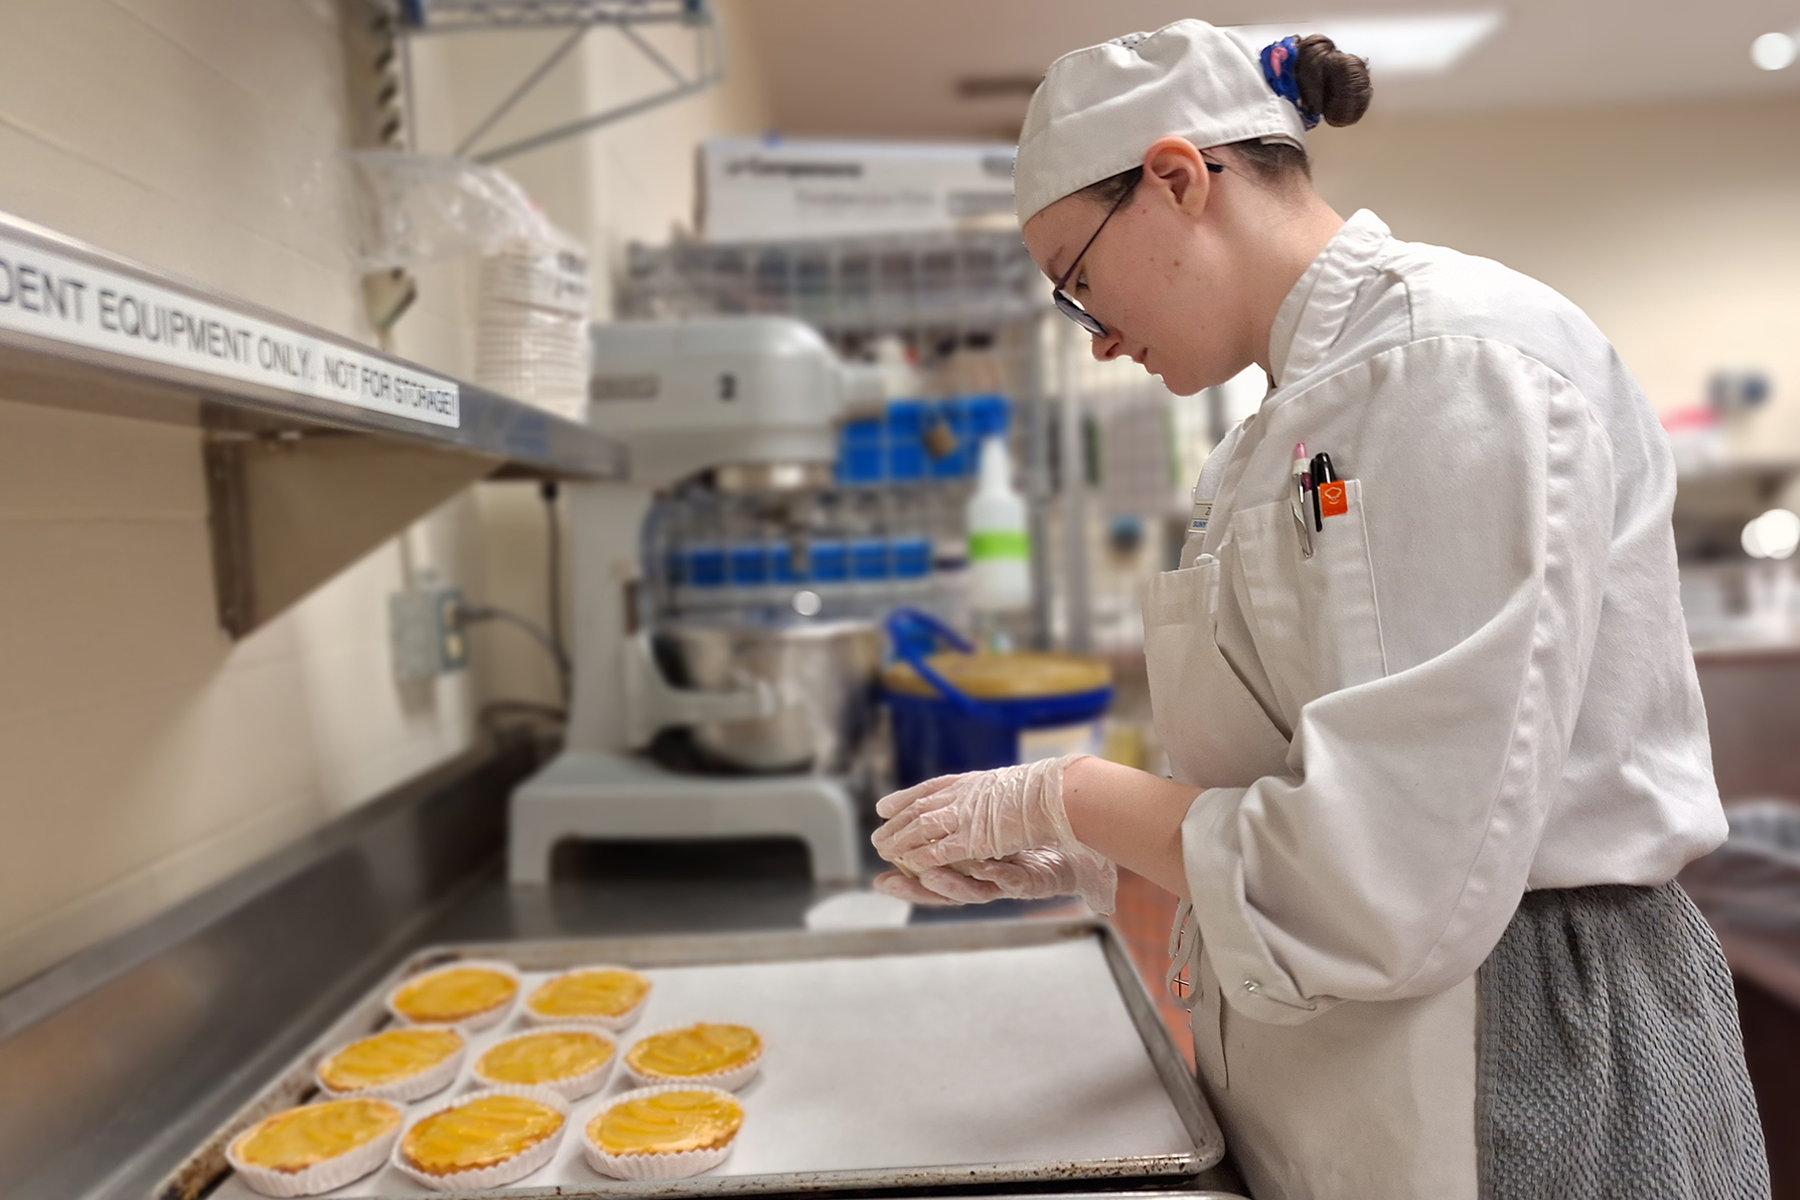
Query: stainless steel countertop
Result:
<box><xmin>414</xmin><ymin>839</ymin><xmax>1079</xmax><ymax>945</ymax></box>
<box><xmin>1</xmin><ymin>742</ymin><xmax>1243</xmax><ymax>1200</ymax></box>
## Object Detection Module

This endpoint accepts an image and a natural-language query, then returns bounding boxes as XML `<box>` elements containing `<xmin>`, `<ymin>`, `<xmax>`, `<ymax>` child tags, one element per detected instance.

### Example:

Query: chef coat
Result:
<box><xmin>1146</xmin><ymin>209</ymin><xmax>1737</xmax><ymax>1198</ymax></box>
<box><xmin>1176</xmin><ymin>209</ymin><xmax>1727</xmax><ymax>1029</ymax></box>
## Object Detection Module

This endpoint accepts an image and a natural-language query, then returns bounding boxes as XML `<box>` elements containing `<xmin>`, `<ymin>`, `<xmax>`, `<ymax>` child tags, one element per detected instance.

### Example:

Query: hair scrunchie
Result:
<box><xmin>1260</xmin><ymin>36</ymin><xmax>1320</xmax><ymax>130</ymax></box>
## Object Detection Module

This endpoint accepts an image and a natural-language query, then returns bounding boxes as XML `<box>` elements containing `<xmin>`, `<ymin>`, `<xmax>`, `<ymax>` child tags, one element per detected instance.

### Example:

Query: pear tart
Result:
<box><xmin>392</xmin><ymin>1088</ymin><xmax>569</xmax><ymax>1192</ymax></box>
<box><xmin>228</xmin><ymin>1097</ymin><xmax>401</xmax><ymax>1197</ymax></box>
<box><xmin>386</xmin><ymin>960</ymin><xmax>519</xmax><ymax>1031</ymax></box>
<box><xmin>472</xmin><ymin>1026</ymin><xmax>617</xmax><ymax>1099</ymax></box>
<box><xmin>624</xmin><ymin>1022</ymin><xmax>763</xmax><ymax>1091</ymax></box>
<box><xmin>524</xmin><ymin>965</ymin><xmax>653</xmax><ymax>1030</ymax></box>
<box><xmin>582</xmin><ymin>1085</ymin><xmax>745</xmax><ymax>1180</ymax></box>
<box><xmin>316</xmin><ymin>1026</ymin><xmax>465</xmax><ymax>1102</ymax></box>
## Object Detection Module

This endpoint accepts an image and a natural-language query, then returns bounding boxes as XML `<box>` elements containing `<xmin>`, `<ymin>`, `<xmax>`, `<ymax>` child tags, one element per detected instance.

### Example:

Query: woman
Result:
<box><xmin>872</xmin><ymin>20</ymin><xmax>1767</xmax><ymax>1200</ymax></box>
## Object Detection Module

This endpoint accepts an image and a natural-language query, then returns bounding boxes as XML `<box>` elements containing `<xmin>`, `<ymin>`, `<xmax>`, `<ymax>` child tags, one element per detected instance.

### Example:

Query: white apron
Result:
<box><xmin>1143</xmin><ymin>542</ymin><xmax>1479</xmax><ymax>1199</ymax></box>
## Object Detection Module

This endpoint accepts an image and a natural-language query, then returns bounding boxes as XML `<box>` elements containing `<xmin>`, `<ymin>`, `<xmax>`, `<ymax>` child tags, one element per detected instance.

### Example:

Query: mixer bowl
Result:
<box><xmin>650</xmin><ymin>618</ymin><xmax>883</xmax><ymax>773</ymax></box>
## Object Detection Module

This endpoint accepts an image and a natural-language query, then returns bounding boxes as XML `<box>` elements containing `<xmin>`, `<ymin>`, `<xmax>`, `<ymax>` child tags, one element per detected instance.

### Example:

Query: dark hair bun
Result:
<box><xmin>1294</xmin><ymin>34</ymin><xmax>1372</xmax><ymax>127</ymax></box>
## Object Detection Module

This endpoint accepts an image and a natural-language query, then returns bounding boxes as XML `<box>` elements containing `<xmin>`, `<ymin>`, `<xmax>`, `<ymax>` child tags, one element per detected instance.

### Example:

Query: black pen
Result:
<box><xmin>1310</xmin><ymin>452</ymin><xmax>1336</xmax><ymax>531</ymax></box>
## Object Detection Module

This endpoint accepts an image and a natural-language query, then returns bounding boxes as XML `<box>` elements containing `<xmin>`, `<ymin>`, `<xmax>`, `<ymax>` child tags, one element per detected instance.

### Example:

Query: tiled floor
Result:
<box><xmin>1110</xmin><ymin>867</ymin><xmax>1196</xmax><ymax>1069</ymax></box>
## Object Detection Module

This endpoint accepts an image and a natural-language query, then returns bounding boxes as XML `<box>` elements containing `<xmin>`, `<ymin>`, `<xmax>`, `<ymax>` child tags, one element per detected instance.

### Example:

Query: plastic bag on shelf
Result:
<box><xmin>348</xmin><ymin>152</ymin><xmax>592</xmax><ymax>418</ymax></box>
<box><xmin>346</xmin><ymin>150</ymin><xmax>558</xmax><ymax>270</ymax></box>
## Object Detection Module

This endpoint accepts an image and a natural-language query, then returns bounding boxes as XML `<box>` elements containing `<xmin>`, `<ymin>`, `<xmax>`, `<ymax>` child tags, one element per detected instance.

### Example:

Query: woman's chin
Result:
<box><xmin>1146</xmin><ymin>362</ymin><xmax>1203</xmax><ymax>396</ymax></box>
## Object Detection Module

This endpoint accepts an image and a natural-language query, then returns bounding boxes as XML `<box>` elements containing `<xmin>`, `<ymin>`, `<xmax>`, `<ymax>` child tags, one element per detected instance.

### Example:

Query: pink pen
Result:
<box><xmin>1291</xmin><ymin>442</ymin><xmax>1315</xmax><ymax>557</ymax></box>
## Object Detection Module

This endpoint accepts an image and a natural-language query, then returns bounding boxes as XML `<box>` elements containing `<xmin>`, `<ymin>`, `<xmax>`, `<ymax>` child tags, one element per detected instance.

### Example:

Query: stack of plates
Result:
<box><xmin>476</xmin><ymin>239</ymin><xmax>591</xmax><ymax>422</ymax></box>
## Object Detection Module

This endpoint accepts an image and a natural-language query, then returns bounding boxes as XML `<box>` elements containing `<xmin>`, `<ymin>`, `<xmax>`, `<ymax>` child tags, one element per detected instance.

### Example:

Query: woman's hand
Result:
<box><xmin>870</xmin><ymin>755</ymin><xmax>1116</xmax><ymax>912</ymax></box>
<box><xmin>871</xmin><ymin>847</ymin><xmax>1114</xmax><ymax>912</ymax></box>
<box><xmin>872</xmin><ymin>755</ymin><xmax>1084</xmax><ymax>870</ymax></box>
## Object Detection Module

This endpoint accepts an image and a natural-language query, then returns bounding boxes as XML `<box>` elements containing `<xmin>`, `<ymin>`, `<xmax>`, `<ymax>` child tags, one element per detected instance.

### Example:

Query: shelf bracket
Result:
<box><xmin>396</xmin><ymin>0</ymin><xmax>724</xmax><ymax>166</ymax></box>
<box><xmin>204</xmin><ymin>431</ymin><xmax>497</xmax><ymax>639</ymax></box>
<box><xmin>0</xmin><ymin>204</ymin><xmax>626</xmax><ymax>643</ymax></box>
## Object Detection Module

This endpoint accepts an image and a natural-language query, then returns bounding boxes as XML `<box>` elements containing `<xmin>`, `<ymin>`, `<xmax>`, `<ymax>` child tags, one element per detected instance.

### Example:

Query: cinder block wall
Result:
<box><xmin>0</xmin><ymin>0</ymin><xmax>771</xmax><ymax>994</ymax></box>
<box><xmin>0</xmin><ymin>1</ymin><xmax>491</xmax><ymax>993</ymax></box>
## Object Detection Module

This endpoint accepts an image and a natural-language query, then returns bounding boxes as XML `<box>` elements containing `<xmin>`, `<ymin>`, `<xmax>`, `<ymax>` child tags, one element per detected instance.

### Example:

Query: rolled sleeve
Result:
<box><xmin>1185</xmin><ymin>784</ymin><xmax>1323</xmax><ymax>1022</ymax></box>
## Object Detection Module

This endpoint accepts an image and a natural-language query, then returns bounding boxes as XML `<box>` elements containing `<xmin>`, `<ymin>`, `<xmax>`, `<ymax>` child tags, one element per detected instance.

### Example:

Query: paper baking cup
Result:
<box><xmin>581</xmin><ymin>1084</ymin><xmax>743</xmax><ymax>1180</ymax></box>
<box><xmin>390</xmin><ymin>1086</ymin><xmax>569</xmax><ymax>1193</ymax></box>
<box><xmin>316</xmin><ymin>1034</ymin><xmax>466</xmax><ymax>1103</ymax></box>
<box><xmin>522</xmin><ymin>966</ymin><xmax>654</xmax><ymax>1031</ymax></box>
<box><xmin>384</xmin><ymin>959</ymin><xmax>520</xmax><ymax>1033</ymax></box>
<box><xmin>470</xmin><ymin>1025</ymin><xmax>618</xmax><ymax>1100</ymax></box>
<box><xmin>227</xmin><ymin>1102</ymin><xmax>401</xmax><ymax>1198</ymax></box>
<box><xmin>622</xmin><ymin>1025</ymin><xmax>764</xmax><ymax>1092</ymax></box>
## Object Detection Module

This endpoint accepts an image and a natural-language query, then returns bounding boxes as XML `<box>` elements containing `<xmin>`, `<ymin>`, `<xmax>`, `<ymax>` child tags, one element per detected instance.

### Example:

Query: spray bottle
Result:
<box><xmin>966</xmin><ymin>436</ymin><xmax>1031</xmax><ymax>643</ymax></box>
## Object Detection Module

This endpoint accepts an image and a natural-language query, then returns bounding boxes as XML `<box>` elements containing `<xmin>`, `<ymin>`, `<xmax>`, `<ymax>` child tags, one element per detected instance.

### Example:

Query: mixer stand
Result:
<box><xmin>508</xmin><ymin>751</ymin><xmax>862</xmax><ymax>885</ymax></box>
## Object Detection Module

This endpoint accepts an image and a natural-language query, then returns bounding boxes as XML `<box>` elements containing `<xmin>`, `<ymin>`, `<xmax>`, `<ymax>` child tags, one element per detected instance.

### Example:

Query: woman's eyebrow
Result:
<box><xmin>1047</xmin><ymin>247</ymin><xmax>1072</xmax><ymax>285</ymax></box>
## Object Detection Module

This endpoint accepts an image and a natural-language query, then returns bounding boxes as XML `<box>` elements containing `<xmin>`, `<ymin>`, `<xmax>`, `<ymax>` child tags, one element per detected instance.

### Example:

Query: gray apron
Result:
<box><xmin>1479</xmin><ymin>882</ymin><xmax>1766</xmax><ymax>1199</ymax></box>
<box><xmin>1144</xmin><ymin>546</ymin><xmax>1768</xmax><ymax>1198</ymax></box>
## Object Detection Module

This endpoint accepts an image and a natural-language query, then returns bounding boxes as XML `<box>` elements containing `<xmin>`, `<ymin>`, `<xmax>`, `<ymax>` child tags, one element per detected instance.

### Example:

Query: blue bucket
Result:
<box><xmin>882</xmin><ymin>608</ymin><xmax>1113</xmax><ymax>786</ymax></box>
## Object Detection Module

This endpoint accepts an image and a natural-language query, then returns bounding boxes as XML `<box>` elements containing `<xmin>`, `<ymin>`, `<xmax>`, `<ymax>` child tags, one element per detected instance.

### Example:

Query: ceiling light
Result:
<box><xmin>1223</xmin><ymin>12</ymin><xmax>1503</xmax><ymax>77</ymax></box>
<box><xmin>1751</xmin><ymin>31</ymin><xmax>1797</xmax><ymax>71</ymax></box>
<box><xmin>1743</xmin><ymin>509</ymin><xmax>1800</xmax><ymax>560</ymax></box>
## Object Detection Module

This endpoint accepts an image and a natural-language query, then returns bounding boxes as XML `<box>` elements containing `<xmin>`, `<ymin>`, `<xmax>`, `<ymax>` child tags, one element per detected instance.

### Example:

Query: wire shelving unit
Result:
<box><xmin>619</xmin><ymin>229</ymin><xmax>1087</xmax><ymax>650</ymax></box>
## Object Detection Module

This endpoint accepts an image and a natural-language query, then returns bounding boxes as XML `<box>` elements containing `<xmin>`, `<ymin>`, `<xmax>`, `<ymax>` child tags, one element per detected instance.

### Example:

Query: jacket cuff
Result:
<box><xmin>1182</xmin><ymin>787</ymin><xmax>1331</xmax><ymax>1025</ymax></box>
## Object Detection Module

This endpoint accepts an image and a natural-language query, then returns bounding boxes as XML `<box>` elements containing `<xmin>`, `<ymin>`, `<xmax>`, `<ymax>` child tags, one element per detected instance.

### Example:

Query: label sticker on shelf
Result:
<box><xmin>0</xmin><ymin>232</ymin><xmax>460</xmax><ymax>428</ymax></box>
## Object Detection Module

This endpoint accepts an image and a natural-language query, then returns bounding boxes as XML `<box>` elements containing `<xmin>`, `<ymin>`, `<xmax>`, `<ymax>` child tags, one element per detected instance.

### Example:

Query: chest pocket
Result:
<box><xmin>1229</xmin><ymin>478</ymin><xmax>1388</xmax><ymax>719</ymax></box>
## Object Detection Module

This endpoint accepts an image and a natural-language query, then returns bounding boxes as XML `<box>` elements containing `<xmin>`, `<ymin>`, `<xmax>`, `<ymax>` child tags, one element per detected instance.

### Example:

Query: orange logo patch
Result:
<box><xmin>1319</xmin><ymin>481</ymin><xmax>1348</xmax><ymax>517</ymax></box>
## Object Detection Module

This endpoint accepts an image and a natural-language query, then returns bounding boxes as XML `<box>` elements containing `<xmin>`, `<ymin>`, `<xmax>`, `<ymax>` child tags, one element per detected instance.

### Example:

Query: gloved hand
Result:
<box><xmin>872</xmin><ymin>847</ymin><xmax>1116</xmax><ymax>913</ymax></box>
<box><xmin>870</xmin><ymin>755</ymin><xmax>1115</xmax><ymax>913</ymax></box>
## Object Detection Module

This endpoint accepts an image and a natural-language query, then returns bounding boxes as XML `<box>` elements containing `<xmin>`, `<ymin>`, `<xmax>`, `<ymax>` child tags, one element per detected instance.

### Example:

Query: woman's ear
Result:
<box><xmin>1141</xmin><ymin>136</ymin><xmax>1211</xmax><ymax>214</ymax></box>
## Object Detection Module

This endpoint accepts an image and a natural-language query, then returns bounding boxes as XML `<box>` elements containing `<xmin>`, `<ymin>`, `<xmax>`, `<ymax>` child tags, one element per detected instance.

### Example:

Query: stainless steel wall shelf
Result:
<box><xmin>0</xmin><ymin>208</ymin><xmax>624</xmax><ymax>637</ymax></box>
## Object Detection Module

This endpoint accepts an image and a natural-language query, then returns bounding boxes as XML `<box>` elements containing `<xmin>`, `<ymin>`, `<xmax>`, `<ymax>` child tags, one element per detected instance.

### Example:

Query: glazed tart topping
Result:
<box><xmin>233</xmin><ymin>1098</ymin><xmax>401</xmax><ymax>1173</ymax></box>
<box><xmin>591</xmin><ymin>1090</ymin><xmax>744</xmax><ymax>1156</ymax></box>
<box><xmin>527</xmin><ymin>968</ymin><xmax>651</xmax><ymax>1018</ymax></box>
<box><xmin>401</xmin><ymin>1094</ymin><xmax>563</xmax><ymax>1175</ymax></box>
<box><xmin>478</xmin><ymin>1029</ymin><xmax>614</xmax><ymax>1085</ymax></box>
<box><xmin>319</xmin><ymin>1027</ymin><xmax>463</xmax><ymax>1091</ymax></box>
<box><xmin>627</xmin><ymin>1023</ymin><xmax>761</xmax><ymax>1078</ymax></box>
<box><xmin>392</xmin><ymin>965</ymin><xmax>516</xmax><ymax>1023</ymax></box>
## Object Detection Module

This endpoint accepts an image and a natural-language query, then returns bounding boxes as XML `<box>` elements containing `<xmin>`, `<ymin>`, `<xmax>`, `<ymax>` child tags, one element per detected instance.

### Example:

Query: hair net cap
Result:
<box><xmin>1014</xmin><ymin>19</ymin><xmax>1308</xmax><ymax>226</ymax></box>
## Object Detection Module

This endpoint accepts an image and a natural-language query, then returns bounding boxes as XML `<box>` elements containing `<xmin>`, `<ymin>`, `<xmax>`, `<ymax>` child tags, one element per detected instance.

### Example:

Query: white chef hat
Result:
<box><xmin>1014</xmin><ymin>19</ymin><xmax>1310</xmax><ymax>226</ymax></box>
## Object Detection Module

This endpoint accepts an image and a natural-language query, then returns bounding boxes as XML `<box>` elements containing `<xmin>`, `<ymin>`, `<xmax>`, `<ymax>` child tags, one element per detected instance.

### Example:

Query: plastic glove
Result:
<box><xmin>870</xmin><ymin>755</ymin><xmax>1115</xmax><ymax>912</ymax></box>
<box><xmin>870</xmin><ymin>865</ymin><xmax>981</xmax><ymax>906</ymax></box>
<box><xmin>872</xmin><ymin>847</ymin><xmax>1116</xmax><ymax>913</ymax></box>
<box><xmin>873</xmin><ymin>755</ymin><xmax>1082</xmax><ymax>871</ymax></box>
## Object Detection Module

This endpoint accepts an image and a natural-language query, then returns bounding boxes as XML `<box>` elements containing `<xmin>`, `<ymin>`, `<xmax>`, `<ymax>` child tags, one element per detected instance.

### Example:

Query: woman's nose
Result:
<box><xmin>1091</xmin><ymin>329</ymin><xmax>1124</xmax><ymax>361</ymax></box>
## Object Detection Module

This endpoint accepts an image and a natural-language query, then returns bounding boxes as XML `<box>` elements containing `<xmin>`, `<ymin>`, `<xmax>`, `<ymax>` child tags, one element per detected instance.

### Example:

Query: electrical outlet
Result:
<box><xmin>389</xmin><ymin>584</ymin><xmax>467</xmax><ymax>682</ymax></box>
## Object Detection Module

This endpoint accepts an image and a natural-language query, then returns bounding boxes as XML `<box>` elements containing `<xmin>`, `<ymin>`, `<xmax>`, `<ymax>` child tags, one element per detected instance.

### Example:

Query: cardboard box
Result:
<box><xmin>698</xmin><ymin>137</ymin><xmax>1018</xmax><ymax>243</ymax></box>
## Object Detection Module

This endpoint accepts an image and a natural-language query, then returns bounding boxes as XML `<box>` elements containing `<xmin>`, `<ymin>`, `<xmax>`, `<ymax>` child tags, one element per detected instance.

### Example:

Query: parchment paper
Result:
<box><xmin>215</xmin><ymin>937</ymin><xmax>1192</xmax><ymax>1197</ymax></box>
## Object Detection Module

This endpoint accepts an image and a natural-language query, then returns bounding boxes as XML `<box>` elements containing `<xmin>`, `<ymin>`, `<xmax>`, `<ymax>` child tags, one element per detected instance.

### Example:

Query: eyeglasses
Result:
<box><xmin>1050</xmin><ymin>160</ymin><xmax>1225</xmax><ymax>338</ymax></box>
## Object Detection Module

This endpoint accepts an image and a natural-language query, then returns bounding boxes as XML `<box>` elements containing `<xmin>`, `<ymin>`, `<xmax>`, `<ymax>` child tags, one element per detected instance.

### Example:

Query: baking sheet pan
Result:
<box><xmin>163</xmin><ymin>918</ymin><xmax>1222</xmax><ymax>1200</ymax></box>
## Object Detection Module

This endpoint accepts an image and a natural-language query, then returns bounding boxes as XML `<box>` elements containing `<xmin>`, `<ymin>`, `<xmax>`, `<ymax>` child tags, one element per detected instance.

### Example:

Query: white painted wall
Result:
<box><xmin>0</xmin><ymin>0</ymin><xmax>772</xmax><ymax>993</ymax></box>
<box><xmin>1309</xmin><ymin>96</ymin><xmax>1800</xmax><ymax>455</ymax></box>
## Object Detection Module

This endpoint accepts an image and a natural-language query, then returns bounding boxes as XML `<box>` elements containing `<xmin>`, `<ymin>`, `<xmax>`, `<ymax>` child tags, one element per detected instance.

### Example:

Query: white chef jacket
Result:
<box><xmin>1180</xmin><ymin>209</ymin><xmax>1727</xmax><ymax>1026</ymax></box>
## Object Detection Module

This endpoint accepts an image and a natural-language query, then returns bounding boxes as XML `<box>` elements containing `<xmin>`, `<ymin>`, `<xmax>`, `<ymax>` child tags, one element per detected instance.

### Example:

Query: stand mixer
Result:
<box><xmin>507</xmin><ymin>317</ymin><xmax>887</xmax><ymax>884</ymax></box>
